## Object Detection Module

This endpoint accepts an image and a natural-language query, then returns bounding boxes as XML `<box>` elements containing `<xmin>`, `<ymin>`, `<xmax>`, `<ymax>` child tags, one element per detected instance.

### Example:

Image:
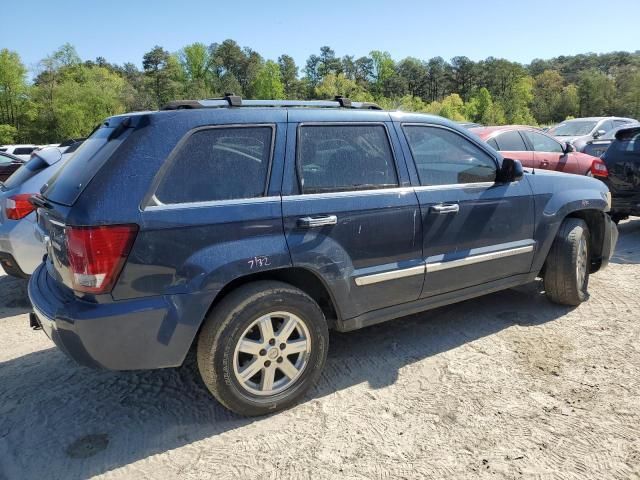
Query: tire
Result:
<box><xmin>197</xmin><ymin>281</ymin><xmax>329</xmax><ymax>416</ymax></box>
<box><xmin>543</xmin><ymin>218</ymin><xmax>591</xmax><ymax>306</ymax></box>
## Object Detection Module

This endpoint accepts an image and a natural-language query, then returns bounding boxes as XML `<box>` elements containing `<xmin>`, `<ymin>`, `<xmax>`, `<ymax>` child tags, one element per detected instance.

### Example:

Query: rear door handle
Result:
<box><xmin>429</xmin><ymin>204</ymin><xmax>459</xmax><ymax>214</ymax></box>
<box><xmin>297</xmin><ymin>215</ymin><xmax>338</xmax><ymax>228</ymax></box>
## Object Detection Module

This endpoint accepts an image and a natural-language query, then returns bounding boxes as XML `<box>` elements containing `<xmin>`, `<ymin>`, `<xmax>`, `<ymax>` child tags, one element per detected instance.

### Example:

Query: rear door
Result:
<box><xmin>281</xmin><ymin>115</ymin><xmax>423</xmax><ymax>320</ymax></box>
<box><xmin>397</xmin><ymin>123</ymin><xmax>536</xmax><ymax>298</ymax></box>
<box><xmin>522</xmin><ymin>130</ymin><xmax>574</xmax><ymax>173</ymax></box>
<box><xmin>492</xmin><ymin>130</ymin><xmax>534</xmax><ymax>168</ymax></box>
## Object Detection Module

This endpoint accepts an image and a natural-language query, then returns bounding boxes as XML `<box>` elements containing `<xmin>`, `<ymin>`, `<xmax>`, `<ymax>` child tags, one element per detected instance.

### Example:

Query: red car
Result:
<box><xmin>0</xmin><ymin>152</ymin><xmax>24</xmax><ymax>182</ymax></box>
<box><xmin>470</xmin><ymin>126</ymin><xmax>608</xmax><ymax>178</ymax></box>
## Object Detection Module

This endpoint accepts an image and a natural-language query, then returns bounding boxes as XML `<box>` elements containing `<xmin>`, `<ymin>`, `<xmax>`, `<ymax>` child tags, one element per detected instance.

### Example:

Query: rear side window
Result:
<box><xmin>404</xmin><ymin>125</ymin><xmax>497</xmax><ymax>185</ymax></box>
<box><xmin>297</xmin><ymin>124</ymin><xmax>398</xmax><ymax>193</ymax></box>
<box><xmin>2</xmin><ymin>156</ymin><xmax>48</xmax><ymax>190</ymax></box>
<box><xmin>153</xmin><ymin>126</ymin><xmax>273</xmax><ymax>205</ymax></box>
<box><xmin>495</xmin><ymin>131</ymin><xmax>527</xmax><ymax>151</ymax></box>
<box><xmin>12</xmin><ymin>147</ymin><xmax>35</xmax><ymax>155</ymax></box>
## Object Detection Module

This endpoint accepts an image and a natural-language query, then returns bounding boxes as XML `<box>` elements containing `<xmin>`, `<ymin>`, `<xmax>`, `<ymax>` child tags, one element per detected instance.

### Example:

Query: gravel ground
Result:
<box><xmin>1</xmin><ymin>220</ymin><xmax>639</xmax><ymax>480</ymax></box>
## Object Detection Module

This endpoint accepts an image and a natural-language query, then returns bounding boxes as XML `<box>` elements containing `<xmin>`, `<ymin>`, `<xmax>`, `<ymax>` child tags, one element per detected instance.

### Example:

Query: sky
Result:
<box><xmin>2</xmin><ymin>0</ymin><xmax>639</xmax><ymax>74</ymax></box>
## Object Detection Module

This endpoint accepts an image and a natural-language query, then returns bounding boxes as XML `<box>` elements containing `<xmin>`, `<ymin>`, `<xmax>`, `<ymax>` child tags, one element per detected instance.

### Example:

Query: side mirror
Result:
<box><xmin>563</xmin><ymin>142</ymin><xmax>576</xmax><ymax>154</ymax></box>
<box><xmin>593</xmin><ymin>129</ymin><xmax>606</xmax><ymax>139</ymax></box>
<box><xmin>496</xmin><ymin>158</ymin><xmax>523</xmax><ymax>183</ymax></box>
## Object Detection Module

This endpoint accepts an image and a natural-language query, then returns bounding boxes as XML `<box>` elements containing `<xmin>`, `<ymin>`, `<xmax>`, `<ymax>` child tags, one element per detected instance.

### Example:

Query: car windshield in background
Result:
<box><xmin>550</xmin><ymin>121</ymin><xmax>597</xmax><ymax>136</ymax></box>
<box><xmin>1</xmin><ymin>155</ymin><xmax>48</xmax><ymax>190</ymax></box>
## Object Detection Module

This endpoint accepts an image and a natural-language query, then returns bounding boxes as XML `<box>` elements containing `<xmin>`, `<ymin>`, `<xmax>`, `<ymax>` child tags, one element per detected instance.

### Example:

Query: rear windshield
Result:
<box><xmin>1</xmin><ymin>155</ymin><xmax>48</xmax><ymax>190</ymax></box>
<box><xmin>549</xmin><ymin>121</ymin><xmax>597</xmax><ymax>136</ymax></box>
<box><xmin>40</xmin><ymin>126</ymin><xmax>121</xmax><ymax>206</ymax></box>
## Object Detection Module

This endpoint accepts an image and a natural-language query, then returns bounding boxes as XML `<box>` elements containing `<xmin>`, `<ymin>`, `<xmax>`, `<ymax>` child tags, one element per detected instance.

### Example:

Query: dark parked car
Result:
<box><xmin>29</xmin><ymin>97</ymin><xmax>618</xmax><ymax>416</ymax></box>
<box><xmin>0</xmin><ymin>152</ymin><xmax>24</xmax><ymax>182</ymax></box>
<box><xmin>471</xmin><ymin>125</ymin><xmax>608</xmax><ymax>177</ymax></box>
<box><xmin>583</xmin><ymin>123</ymin><xmax>640</xmax><ymax>158</ymax></box>
<box><xmin>600</xmin><ymin>125</ymin><xmax>640</xmax><ymax>223</ymax></box>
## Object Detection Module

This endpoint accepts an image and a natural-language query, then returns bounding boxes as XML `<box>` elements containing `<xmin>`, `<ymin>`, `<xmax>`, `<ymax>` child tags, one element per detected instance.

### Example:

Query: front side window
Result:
<box><xmin>0</xmin><ymin>154</ymin><xmax>13</xmax><ymax>165</ymax></box>
<box><xmin>404</xmin><ymin>125</ymin><xmax>496</xmax><ymax>186</ymax></box>
<box><xmin>523</xmin><ymin>131</ymin><xmax>563</xmax><ymax>153</ymax></box>
<box><xmin>297</xmin><ymin>124</ymin><xmax>398</xmax><ymax>193</ymax></box>
<box><xmin>494</xmin><ymin>130</ymin><xmax>527</xmax><ymax>151</ymax></box>
<box><xmin>154</xmin><ymin>126</ymin><xmax>273</xmax><ymax>205</ymax></box>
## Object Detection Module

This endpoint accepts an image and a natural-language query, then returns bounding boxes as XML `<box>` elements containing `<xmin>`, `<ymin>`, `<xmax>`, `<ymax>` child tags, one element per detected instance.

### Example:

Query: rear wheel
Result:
<box><xmin>543</xmin><ymin>218</ymin><xmax>591</xmax><ymax>306</ymax></box>
<box><xmin>197</xmin><ymin>281</ymin><xmax>329</xmax><ymax>416</ymax></box>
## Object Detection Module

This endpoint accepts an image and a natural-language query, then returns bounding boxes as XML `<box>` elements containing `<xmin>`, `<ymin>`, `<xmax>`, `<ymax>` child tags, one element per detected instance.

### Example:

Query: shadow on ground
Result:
<box><xmin>0</xmin><ymin>274</ymin><xmax>30</xmax><ymax>318</ymax></box>
<box><xmin>610</xmin><ymin>217</ymin><xmax>640</xmax><ymax>265</ymax></box>
<box><xmin>0</xmin><ymin>281</ymin><xmax>572</xmax><ymax>479</ymax></box>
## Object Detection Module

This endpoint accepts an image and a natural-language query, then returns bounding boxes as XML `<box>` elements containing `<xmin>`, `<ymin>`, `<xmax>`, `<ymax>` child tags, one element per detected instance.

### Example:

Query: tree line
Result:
<box><xmin>0</xmin><ymin>41</ymin><xmax>639</xmax><ymax>143</ymax></box>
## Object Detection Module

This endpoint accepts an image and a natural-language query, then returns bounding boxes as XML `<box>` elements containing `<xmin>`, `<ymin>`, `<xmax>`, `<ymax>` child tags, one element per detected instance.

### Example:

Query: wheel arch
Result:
<box><xmin>565</xmin><ymin>209</ymin><xmax>606</xmax><ymax>273</ymax></box>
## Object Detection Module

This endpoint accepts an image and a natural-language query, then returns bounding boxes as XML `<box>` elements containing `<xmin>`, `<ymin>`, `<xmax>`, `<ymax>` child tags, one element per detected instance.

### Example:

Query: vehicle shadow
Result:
<box><xmin>0</xmin><ymin>280</ymin><xmax>572</xmax><ymax>480</ymax></box>
<box><xmin>0</xmin><ymin>274</ymin><xmax>30</xmax><ymax>318</ymax></box>
<box><xmin>610</xmin><ymin>217</ymin><xmax>640</xmax><ymax>265</ymax></box>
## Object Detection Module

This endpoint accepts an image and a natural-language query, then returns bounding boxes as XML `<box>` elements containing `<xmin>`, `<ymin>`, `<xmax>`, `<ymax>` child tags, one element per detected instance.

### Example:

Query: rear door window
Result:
<box><xmin>494</xmin><ymin>131</ymin><xmax>527</xmax><ymax>151</ymax></box>
<box><xmin>297</xmin><ymin>124</ymin><xmax>398</xmax><ymax>193</ymax></box>
<box><xmin>152</xmin><ymin>126</ymin><xmax>274</xmax><ymax>205</ymax></box>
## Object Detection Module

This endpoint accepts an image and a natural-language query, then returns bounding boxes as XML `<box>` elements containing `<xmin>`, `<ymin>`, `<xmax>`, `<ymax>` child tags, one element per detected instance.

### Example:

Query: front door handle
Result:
<box><xmin>429</xmin><ymin>204</ymin><xmax>459</xmax><ymax>214</ymax></box>
<box><xmin>297</xmin><ymin>215</ymin><xmax>338</xmax><ymax>228</ymax></box>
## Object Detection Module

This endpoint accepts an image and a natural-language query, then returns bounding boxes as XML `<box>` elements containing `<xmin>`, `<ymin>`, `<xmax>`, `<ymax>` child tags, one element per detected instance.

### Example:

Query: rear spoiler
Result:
<box><xmin>615</xmin><ymin>125</ymin><xmax>640</xmax><ymax>141</ymax></box>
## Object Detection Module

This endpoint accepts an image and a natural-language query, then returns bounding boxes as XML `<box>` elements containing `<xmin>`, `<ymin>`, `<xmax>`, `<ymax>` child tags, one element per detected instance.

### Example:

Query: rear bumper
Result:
<box><xmin>0</xmin><ymin>212</ymin><xmax>44</xmax><ymax>276</ymax></box>
<box><xmin>27</xmin><ymin>264</ymin><xmax>213</xmax><ymax>370</ymax></box>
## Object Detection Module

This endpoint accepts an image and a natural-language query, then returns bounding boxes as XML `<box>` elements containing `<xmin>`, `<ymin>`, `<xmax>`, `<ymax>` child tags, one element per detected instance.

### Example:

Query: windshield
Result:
<box><xmin>549</xmin><ymin>121</ymin><xmax>597</xmax><ymax>136</ymax></box>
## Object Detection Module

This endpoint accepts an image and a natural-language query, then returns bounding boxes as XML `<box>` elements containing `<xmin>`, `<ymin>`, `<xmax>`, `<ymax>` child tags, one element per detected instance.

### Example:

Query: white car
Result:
<box><xmin>0</xmin><ymin>142</ymin><xmax>82</xmax><ymax>277</ymax></box>
<box><xmin>0</xmin><ymin>144</ymin><xmax>40</xmax><ymax>161</ymax></box>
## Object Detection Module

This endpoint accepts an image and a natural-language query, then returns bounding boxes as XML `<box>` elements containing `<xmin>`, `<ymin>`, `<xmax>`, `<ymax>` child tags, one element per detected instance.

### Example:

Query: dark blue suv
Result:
<box><xmin>28</xmin><ymin>97</ymin><xmax>618</xmax><ymax>415</ymax></box>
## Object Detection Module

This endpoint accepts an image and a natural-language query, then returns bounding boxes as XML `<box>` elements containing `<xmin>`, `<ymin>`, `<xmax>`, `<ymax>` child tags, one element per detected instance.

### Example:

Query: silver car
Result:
<box><xmin>0</xmin><ymin>143</ymin><xmax>81</xmax><ymax>277</ymax></box>
<box><xmin>549</xmin><ymin>116</ymin><xmax>637</xmax><ymax>152</ymax></box>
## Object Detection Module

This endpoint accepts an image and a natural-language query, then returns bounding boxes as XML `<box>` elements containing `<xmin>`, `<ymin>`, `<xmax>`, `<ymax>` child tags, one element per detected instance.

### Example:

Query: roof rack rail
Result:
<box><xmin>161</xmin><ymin>96</ymin><xmax>383</xmax><ymax>111</ymax></box>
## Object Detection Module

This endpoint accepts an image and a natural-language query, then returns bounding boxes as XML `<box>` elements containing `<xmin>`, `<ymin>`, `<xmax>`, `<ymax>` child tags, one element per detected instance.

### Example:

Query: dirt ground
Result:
<box><xmin>1</xmin><ymin>220</ymin><xmax>639</xmax><ymax>480</ymax></box>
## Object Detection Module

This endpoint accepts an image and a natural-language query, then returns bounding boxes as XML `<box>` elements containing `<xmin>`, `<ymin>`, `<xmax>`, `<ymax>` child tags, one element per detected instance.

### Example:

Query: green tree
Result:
<box><xmin>438</xmin><ymin>94</ymin><xmax>467</xmax><ymax>121</ymax></box>
<box><xmin>143</xmin><ymin>46</ymin><xmax>182</xmax><ymax>107</ymax></box>
<box><xmin>501</xmin><ymin>76</ymin><xmax>536</xmax><ymax>124</ymax></box>
<box><xmin>370</xmin><ymin>50</ymin><xmax>395</xmax><ymax>95</ymax></box>
<box><xmin>277</xmin><ymin>55</ymin><xmax>300</xmax><ymax>99</ymax></box>
<box><xmin>252</xmin><ymin>61</ymin><xmax>285</xmax><ymax>99</ymax></box>
<box><xmin>577</xmin><ymin>69</ymin><xmax>616</xmax><ymax>116</ymax></box>
<box><xmin>315</xmin><ymin>73</ymin><xmax>363</xmax><ymax>99</ymax></box>
<box><xmin>0</xmin><ymin>124</ymin><xmax>18</xmax><ymax>144</ymax></box>
<box><xmin>531</xmin><ymin>70</ymin><xmax>564</xmax><ymax>124</ymax></box>
<box><xmin>0</xmin><ymin>49</ymin><xmax>30</xmax><ymax>132</ymax></box>
<box><xmin>180</xmin><ymin>42</ymin><xmax>212</xmax><ymax>98</ymax></box>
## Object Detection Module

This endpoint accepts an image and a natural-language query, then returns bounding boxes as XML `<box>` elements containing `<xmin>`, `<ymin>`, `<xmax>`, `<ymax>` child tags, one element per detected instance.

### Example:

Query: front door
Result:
<box><xmin>397</xmin><ymin>123</ymin><xmax>536</xmax><ymax>298</ymax></box>
<box><xmin>281</xmin><ymin>120</ymin><xmax>423</xmax><ymax>320</ymax></box>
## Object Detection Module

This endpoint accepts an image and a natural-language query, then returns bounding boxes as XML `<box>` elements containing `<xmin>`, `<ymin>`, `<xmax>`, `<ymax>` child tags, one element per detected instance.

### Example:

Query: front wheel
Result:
<box><xmin>543</xmin><ymin>218</ymin><xmax>591</xmax><ymax>306</ymax></box>
<box><xmin>197</xmin><ymin>281</ymin><xmax>329</xmax><ymax>416</ymax></box>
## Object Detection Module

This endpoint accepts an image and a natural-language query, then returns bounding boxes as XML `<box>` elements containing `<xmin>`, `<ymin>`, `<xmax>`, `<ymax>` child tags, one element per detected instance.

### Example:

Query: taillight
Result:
<box><xmin>66</xmin><ymin>224</ymin><xmax>138</xmax><ymax>294</ymax></box>
<box><xmin>6</xmin><ymin>194</ymin><xmax>36</xmax><ymax>220</ymax></box>
<box><xmin>590</xmin><ymin>159</ymin><xmax>609</xmax><ymax>178</ymax></box>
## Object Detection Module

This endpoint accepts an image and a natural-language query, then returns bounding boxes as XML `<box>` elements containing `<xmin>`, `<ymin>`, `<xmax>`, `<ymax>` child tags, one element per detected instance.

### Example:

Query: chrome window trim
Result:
<box><xmin>413</xmin><ymin>182</ymin><xmax>495</xmax><ymax>192</ymax></box>
<box><xmin>144</xmin><ymin>195</ymin><xmax>281</xmax><ymax>212</ymax></box>
<box><xmin>284</xmin><ymin>186</ymin><xmax>414</xmax><ymax>201</ymax></box>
